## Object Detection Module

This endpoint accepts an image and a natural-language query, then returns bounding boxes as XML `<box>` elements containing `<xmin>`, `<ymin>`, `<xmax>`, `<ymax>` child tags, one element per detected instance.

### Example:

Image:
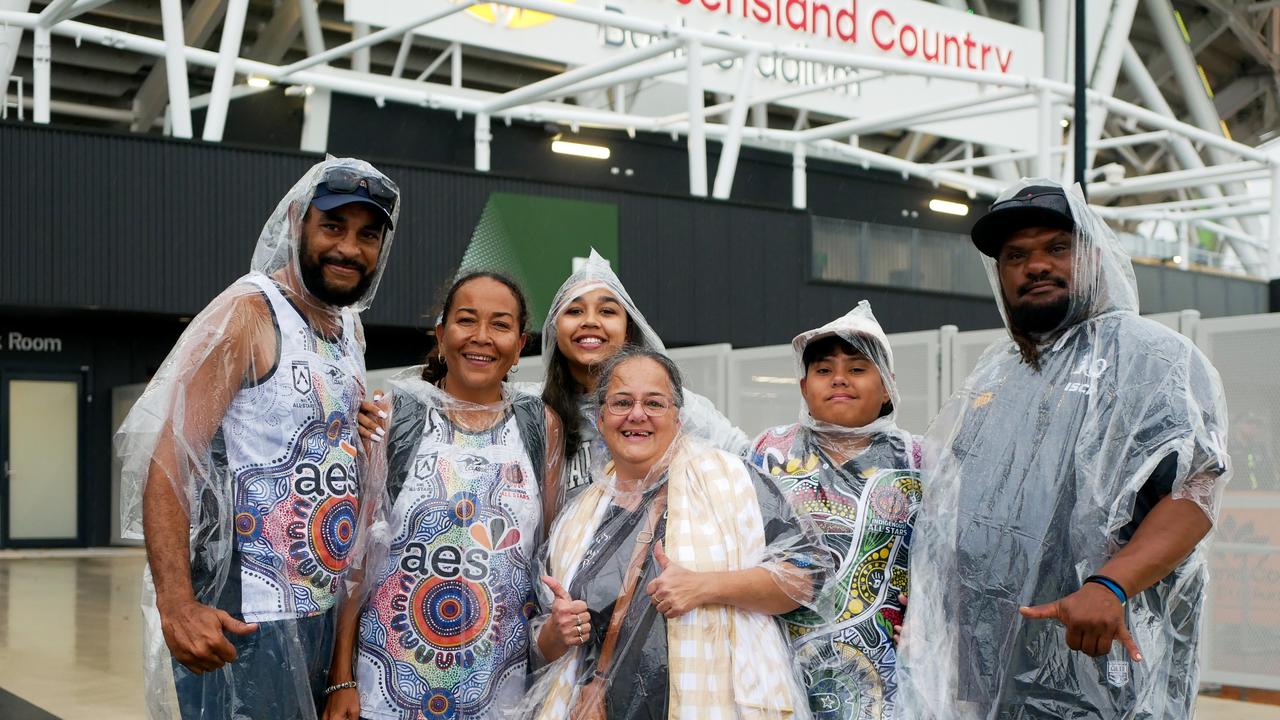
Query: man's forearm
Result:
<box><xmin>1097</xmin><ymin>494</ymin><xmax>1213</xmax><ymax>596</ymax></box>
<box><xmin>143</xmin><ymin>450</ymin><xmax>196</xmax><ymax>612</ymax></box>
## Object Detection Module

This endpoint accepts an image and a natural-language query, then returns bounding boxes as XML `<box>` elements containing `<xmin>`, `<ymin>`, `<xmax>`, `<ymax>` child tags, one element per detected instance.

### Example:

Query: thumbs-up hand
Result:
<box><xmin>1019</xmin><ymin>583</ymin><xmax>1143</xmax><ymax>661</ymax></box>
<box><xmin>645</xmin><ymin>541</ymin><xmax>703</xmax><ymax>619</ymax></box>
<box><xmin>541</xmin><ymin>575</ymin><xmax>590</xmax><ymax>654</ymax></box>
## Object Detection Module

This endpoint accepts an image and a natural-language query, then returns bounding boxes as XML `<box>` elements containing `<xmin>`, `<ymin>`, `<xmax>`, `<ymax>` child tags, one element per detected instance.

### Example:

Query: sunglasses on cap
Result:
<box><xmin>320</xmin><ymin>167</ymin><xmax>398</xmax><ymax>215</ymax></box>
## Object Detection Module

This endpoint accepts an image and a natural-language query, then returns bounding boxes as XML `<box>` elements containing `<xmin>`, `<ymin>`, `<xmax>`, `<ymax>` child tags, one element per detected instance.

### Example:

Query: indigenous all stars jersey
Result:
<box><xmin>358</xmin><ymin>407</ymin><xmax>541</xmax><ymax>720</ymax></box>
<box><xmin>751</xmin><ymin>424</ymin><xmax>922</xmax><ymax>720</ymax></box>
<box><xmin>221</xmin><ymin>274</ymin><xmax>365</xmax><ymax>623</ymax></box>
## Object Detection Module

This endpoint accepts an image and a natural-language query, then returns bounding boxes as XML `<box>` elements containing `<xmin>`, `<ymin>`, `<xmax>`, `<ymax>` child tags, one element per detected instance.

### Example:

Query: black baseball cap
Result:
<box><xmin>970</xmin><ymin>185</ymin><xmax>1074</xmax><ymax>258</ymax></box>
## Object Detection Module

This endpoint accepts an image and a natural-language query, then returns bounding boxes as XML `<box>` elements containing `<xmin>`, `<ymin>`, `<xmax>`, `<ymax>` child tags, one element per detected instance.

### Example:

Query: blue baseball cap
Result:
<box><xmin>310</xmin><ymin>181</ymin><xmax>395</xmax><ymax>229</ymax></box>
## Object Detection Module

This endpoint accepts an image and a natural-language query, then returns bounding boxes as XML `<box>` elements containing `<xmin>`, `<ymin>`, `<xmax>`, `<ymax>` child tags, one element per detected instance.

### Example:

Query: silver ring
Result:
<box><xmin>575</xmin><ymin>623</ymin><xmax>583</xmax><ymax>637</ymax></box>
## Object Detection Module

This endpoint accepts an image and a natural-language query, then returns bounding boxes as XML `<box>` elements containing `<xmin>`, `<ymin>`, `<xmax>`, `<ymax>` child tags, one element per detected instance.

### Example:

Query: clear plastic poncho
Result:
<box><xmin>115</xmin><ymin>157</ymin><xmax>399</xmax><ymax>720</ymax></box>
<box><xmin>897</xmin><ymin>179</ymin><xmax>1231</xmax><ymax>719</ymax></box>
<box><xmin>750</xmin><ymin>301</ymin><xmax>922</xmax><ymax>719</ymax></box>
<box><xmin>524</xmin><ymin>249</ymin><xmax>749</xmax><ymax>493</ymax></box>
<box><xmin>332</xmin><ymin>368</ymin><xmax>564</xmax><ymax>720</ymax></box>
<box><xmin>791</xmin><ymin>300</ymin><xmax>911</xmax><ymax>459</ymax></box>
<box><xmin>514</xmin><ymin>424</ymin><xmax>831</xmax><ymax>720</ymax></box>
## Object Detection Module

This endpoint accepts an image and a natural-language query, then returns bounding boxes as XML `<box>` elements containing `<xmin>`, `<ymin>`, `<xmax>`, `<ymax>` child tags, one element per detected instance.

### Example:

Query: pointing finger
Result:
<box><xmin>1118</xmin><ymin>625</ymin><xmax>1144</xmax><ymax>662</ymax></box>
<box><xmin>1018</xmin><ymin>602</ymin><xmax>1061</xmax><ymax>622</ymax></box>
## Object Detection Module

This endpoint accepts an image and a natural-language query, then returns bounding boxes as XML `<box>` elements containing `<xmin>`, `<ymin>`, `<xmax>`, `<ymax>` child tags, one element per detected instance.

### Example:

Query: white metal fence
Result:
<box><xmin>110</xmin><ymin>308</ymin><xmax>1280</xmax><ymax>689</ymax></box>
<box><xmin>1192</xmin><ymin>312</ymin><xmax>1280</xmax><ymax>691</ymax></box>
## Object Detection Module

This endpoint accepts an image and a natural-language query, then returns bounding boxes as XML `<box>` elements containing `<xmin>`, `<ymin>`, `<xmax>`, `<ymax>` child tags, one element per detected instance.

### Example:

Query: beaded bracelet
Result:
<box><xmin>323</xmin><ymin>681</ymin><xmax>358</xmax><ymax>697</ymax></box>
<box><xmin>1084</xmin><ymin>574</ymin><xmax>1128</xmax><ymax>604</ymax></box>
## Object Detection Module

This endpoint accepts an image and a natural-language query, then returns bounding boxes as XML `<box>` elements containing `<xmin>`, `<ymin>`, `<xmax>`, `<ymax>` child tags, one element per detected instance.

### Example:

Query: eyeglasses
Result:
<box><xmin>322</xmin><ymin>168</ymin><xmax>398</xmax><ymax>214</ymax></box>
<box><xmin>604</xmin><ymin>395</ymin><xmax>674</xmax><ymax>417</ymax></box>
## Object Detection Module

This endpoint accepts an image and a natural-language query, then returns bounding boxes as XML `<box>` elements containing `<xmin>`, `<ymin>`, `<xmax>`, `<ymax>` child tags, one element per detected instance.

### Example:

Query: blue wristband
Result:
<box><xmin>1084</xmin><ymin>575</ymin><xmax>1128</xmax><ymax>604</ymax></box>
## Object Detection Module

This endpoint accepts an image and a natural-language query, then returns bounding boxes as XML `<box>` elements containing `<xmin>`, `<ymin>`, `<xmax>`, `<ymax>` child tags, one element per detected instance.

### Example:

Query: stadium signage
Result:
<box><xmin>660</xmin><ymin>0</ymin><xmax>1017</xmax><ymax>73</ymax></box>
<box><xmin>346</xmin><ymin>0</ymin><xmax>1044</xmax><ymax>149</ymax></box>
<box><xmin>0</xmin><ymin>331</ymin><xmax>63</xmax><ymax>352</ymax></box>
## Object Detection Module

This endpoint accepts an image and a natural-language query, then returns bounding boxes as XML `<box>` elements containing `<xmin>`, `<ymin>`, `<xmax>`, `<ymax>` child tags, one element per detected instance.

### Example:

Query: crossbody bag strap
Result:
<box><xmin>593</xmin><ymin>485</ymin><xmax>669</xmax><ymax>680</ymax></box>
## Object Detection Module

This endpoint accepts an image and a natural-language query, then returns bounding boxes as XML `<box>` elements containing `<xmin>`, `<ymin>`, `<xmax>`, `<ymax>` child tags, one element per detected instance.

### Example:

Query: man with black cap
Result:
<box><xmin>896</xmin><ymin>179</ymin><xmax>1231</xmax><ymax>719</ymax></box>
<box><xmin>117</xmin><ymin>158</ymin><xmax>400</xmax><ymax>720</ymax></box>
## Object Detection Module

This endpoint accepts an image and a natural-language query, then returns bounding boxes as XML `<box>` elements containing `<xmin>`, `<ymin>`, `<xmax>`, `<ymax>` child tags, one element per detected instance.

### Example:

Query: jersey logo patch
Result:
<box><xmin>292</xmin><ymin>361</ymin><xmax>312</xmax><ymax>395</ymax></box>
<box><xmin>1067</xmin><ymin>358</ymin><xmax>1110</xmax><ymax>396</ymax></box>
<box><xmin>1106</xmin><ymin>659</ymin><xmax>1130</xmax><ymax>687</ymax></box>
<box><xmin>414</xmin><ymin>453</ymin><xmax>438</xmax><ymax>479</ymax></box>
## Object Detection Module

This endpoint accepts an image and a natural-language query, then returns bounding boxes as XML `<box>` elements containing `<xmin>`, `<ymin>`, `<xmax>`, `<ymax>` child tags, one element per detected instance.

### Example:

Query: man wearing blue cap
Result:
<box><xmin>117</xmin><ymin>158</ymin><xmax>400</xmax><ymax>719</ymax></box>
<box><xmin>897</xmin><ymin>179</ymin><xmax>1231</xmax><ymax>719</ymax></box>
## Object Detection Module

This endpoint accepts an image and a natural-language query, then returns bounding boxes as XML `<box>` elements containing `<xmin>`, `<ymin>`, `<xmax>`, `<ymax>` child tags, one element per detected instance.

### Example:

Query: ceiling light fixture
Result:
<box><xmin>929</xmin><ymin>198</ymin><xmax>970</xmax><ymax>216</ymax></box>
<box><xmin>551</xmin><ymin>138</ymin><xmax>611</xmax><ymax>160</ymax></box>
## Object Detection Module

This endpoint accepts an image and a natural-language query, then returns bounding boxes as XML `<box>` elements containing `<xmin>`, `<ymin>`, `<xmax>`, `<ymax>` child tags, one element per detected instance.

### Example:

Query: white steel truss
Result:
<box><xmin>2</xmin><ymin>0</ymin><xmax>1277</xmax><ymax>276</ymax></box>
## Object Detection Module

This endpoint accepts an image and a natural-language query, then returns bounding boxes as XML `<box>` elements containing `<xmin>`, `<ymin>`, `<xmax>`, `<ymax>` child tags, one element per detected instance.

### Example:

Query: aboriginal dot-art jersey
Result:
<box><xmin>357</xmin><ymin>406</ymin><xmax>542</xmax><ymax>720</ymax></box>
<box><xmin>221</xmin><ymin>274</ymin><xmax>365</xmax><ymax>623</ymax></box>
<box><xmin>751</xmin><ymin>424</ymin><xmax>922</xmax><ymax>720</ymax></box>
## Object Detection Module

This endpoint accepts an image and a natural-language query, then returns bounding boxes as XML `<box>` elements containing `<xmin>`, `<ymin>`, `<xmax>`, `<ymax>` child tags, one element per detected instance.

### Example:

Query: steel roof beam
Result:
<box><xmin>6</xmin><ymin>0</ymin><xmax>1275</xmax><ymax>264</ymax></box>
<box><xmin>796</xmin><ymin>88</ymin><xmax>1029</xmax><ymax>143</ymax></box>
<box><xmin>1075</xmin><ymin>0</ymin><xmax>1141</xmax><ymax>172</ymax></box>
<box><xmin>274</xmin><ymin>2</ymin><xmax>474</xmax><ymax>81</ymax></box>
<box><xmin>34</xmin><ymin>0</ymin><xmax>75</xmax><ymax>27</ymax></box>
<box><xmin>1141</xmin><ymin>0</ymin><xmax>1268</xmax><ymax>270</ymax></box>
<box><xmin>200</xmin><ymin>0</ymin><xmax>247</xmax><ymax>141</ymax></box>
<box><xmin>711</xmin><ymin>49</ymin><xmax>759</xmax><ymax>199</ymax></box>
<box><xmin>130</xmin><ymin>0</ymin><xmax>225</xmax><ymax>133</ymax></box>
<box><xmin>247</xmin><ymin>0</ymin><xmax>301</xmax><ymax>63</ymax></box>
<box><xmin>1213</xmin><ymin>74</ymin><xmax>1270</xmax><ymax>119</ymax></box>
<box><xmin>1089</xmin><ymin>161</ymin><xmax>1269</xmax><ymax>198</ymax></box>
<box><xmin>482</xmin><ymin>37</ymin><xmax>685</xmax><ymax>114</ymax></box>
<box><xmin>1141</xmin><ymin>13</ymin><xmax>1227</xmax><ymax>89</ymax></box>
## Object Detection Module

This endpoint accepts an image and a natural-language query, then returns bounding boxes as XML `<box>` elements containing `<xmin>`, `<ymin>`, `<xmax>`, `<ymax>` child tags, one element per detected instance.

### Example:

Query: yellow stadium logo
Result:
<box><xmin>464</xmin><ymin>1</ymin><xmax>574</xmax><ymax>29</ymax></box>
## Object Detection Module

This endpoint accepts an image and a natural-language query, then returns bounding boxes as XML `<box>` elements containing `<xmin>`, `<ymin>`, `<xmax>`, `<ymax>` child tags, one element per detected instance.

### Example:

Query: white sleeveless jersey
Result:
<box><xmin>357</xmin><ymin>407</ymin><xmax>542</xmax><ymax>720</ymax></box>
<box><xmin>222</xmin><ymin>273</ymin><xmax>365</xmax><ymax>622</ymax></box>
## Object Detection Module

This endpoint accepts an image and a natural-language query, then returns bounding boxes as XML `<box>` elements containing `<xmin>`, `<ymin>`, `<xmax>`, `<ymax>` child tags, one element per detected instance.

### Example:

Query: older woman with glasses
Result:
<box><xmin>515</xmin><ymin>346</ymin><xmax>830</xmax><ymax>720</ymax></box>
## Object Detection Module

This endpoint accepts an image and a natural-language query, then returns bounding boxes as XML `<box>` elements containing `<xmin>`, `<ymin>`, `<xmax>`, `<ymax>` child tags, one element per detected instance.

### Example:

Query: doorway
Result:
<box><xmin>0</xmin><ymin>368</ymin><xmax>84</xmax><ymax>547</ymax></box>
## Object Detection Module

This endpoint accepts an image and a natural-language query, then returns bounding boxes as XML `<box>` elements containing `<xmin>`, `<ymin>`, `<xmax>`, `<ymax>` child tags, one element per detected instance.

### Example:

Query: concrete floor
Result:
<box><xmin>0</xmin><ymin>551</ymin><xmax>1276</xmax><ymax>719</ymax></box>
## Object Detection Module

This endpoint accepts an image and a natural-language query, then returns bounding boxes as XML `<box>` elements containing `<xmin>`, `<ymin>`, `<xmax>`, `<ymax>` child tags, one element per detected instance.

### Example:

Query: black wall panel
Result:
<box><xmin>1</xmin><ymin>121</ymin><xmax>1003</xmax><ymax>344</ymax></box>
<box><xmin>2</xmin><ymin>121</ymin><xmax>1263</xmax><ymax>349</ymax></box>
<box><xmin>326</xmin><ymin>99</ymin><xmax>979</xmax><ymax>233</ymax></box>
